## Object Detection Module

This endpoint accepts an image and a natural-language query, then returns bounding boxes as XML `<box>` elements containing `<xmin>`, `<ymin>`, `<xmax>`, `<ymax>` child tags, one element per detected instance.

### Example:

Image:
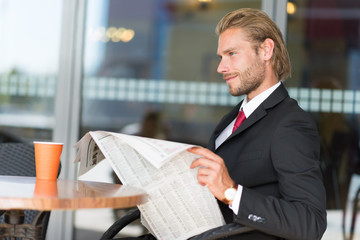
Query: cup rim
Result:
<box><xmin>33</xmin><ymin>141</ymin><xmax>64</xmax><ymax>145</ymax></box>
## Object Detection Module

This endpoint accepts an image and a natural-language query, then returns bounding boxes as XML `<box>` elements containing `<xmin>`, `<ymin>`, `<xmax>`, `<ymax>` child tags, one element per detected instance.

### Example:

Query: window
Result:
<box><xmin>286</xmin><ymin>1</ymin><xmax>360</xmax><ymax>238</ymax></box>
<box><xmin>76</xmin><ymin>1</ymin><xmax>262</xmax><ymax>238</ymax></box>
<box><xmin>0</xmin><ymin>0</ymin><xmax>62</xmax><ymax>142</ymax></box>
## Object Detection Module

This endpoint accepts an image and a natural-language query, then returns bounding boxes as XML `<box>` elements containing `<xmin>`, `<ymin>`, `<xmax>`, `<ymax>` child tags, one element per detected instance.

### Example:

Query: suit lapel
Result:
<box><xmin>229</xmin><ymin>83</ymin><xmax>289</xmax><ymax>138</ymax></box>
<box><xmin>214</xmin><ymin>102</ymin><xmax>242</xmax><ymax>136</ymax></box>
<box><xmin>210</xmin><ymin>83</ymin><xmax>289</xmax><ymax>148</ymax></box>
<box><xmin>208</xmin><ymin>101</ymin><xmax>242</xmax><ymax>151</ymax></box>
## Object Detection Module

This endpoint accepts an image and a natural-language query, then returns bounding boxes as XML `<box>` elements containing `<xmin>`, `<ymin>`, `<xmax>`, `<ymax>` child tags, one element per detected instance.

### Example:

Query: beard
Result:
<box><xmin>226</xmin><ymin>57</ymin><xmax>266</xmax><ymax>97</ymax></box>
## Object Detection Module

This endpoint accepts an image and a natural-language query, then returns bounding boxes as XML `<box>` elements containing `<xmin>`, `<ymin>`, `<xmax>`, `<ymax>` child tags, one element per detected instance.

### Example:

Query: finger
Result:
<box><xmin>190</xmin><ymin>157</ymin><xmax>219</xmax><ymax>169</ymax></box>
<box><xmin>196</xmin><ymin>170</ymin><xmax>221</xmax><ymax>188</ymax></box>
<box><xmin>196</xmin><ymin>175</ymin><xmax>208</xmax><ymax>186</ymax></box>
<box><xmin>196</xmin><ymin>166</ymin><xmax>213</xmax><ymax>176</ymax></box>
<box><xmin>188</xmin><ymin>147</ymin><xmax>223</xmax><ymax>163</ymax></box>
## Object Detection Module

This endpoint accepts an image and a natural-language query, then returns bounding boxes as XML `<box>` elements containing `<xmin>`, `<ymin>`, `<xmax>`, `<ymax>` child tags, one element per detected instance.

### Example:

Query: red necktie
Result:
<box><xmin>232</xmin><ymin>109</ymin><xmax>246</xmax><ymax>132</ymax></box>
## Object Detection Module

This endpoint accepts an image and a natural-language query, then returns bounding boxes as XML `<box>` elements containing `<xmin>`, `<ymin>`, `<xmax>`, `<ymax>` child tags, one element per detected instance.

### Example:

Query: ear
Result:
<box><xmin>260</xmin><ymin>38</ymin><xmax>274</xmax><ymax>61</ymax></box>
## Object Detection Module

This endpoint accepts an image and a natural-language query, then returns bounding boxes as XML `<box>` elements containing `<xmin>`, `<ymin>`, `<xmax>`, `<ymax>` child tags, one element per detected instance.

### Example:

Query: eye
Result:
<box><xmin>229</xmin><ymin>52</ymin><xmax>236</xmax><ymax>56</ymax></box>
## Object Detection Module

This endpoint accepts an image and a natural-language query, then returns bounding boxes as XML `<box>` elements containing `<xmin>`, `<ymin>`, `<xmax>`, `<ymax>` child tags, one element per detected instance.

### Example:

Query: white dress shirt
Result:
<box><xmin>215</xmin><ymin>81</ymin><xmax>281</xmax><ymax>214</ymax></box>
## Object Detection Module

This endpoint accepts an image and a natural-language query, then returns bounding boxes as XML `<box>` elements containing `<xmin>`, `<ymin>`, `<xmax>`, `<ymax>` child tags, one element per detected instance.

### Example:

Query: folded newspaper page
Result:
<box><xmin>74</xmin><ymin>130</ymin><xmax>225</xmax><ymax>240</ymax></box>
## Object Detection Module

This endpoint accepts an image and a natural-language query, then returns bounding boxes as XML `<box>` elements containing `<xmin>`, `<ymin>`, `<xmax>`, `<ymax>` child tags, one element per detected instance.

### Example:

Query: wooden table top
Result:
<box><xmin>0</xmin><ymin>176</ymin><xmax>146</xmax><ymax>210</ymax></box>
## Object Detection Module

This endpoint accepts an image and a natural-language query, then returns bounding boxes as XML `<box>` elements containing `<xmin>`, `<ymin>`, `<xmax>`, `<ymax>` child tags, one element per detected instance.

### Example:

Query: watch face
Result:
<box><xmin>225</xmin><ymin>188</ymin><xmax>237</xmax><ymax>201</ymax></box>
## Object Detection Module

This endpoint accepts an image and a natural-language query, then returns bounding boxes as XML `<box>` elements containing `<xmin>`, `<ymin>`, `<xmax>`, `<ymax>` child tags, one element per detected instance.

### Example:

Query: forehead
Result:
<box><xmin>217</xmin><ymin>28</ymin><xmax>251</xmax><ymax>53</ymax></box>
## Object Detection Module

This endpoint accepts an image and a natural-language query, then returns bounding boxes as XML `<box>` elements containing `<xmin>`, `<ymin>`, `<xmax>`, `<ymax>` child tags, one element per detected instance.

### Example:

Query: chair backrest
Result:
<box><xmin>0</xmin><ymin>143</ymin><xmax>36</xmax><ymax>176</ymax></box>
<box><xmin>0</xmin><ymin>143</ymin><xmax>51</xmax><ymax>239</ymax></box>
<box><xmin>343</xmin><ymin>173</ymin><xmax>360</xmax><ymax>240</ymax></box>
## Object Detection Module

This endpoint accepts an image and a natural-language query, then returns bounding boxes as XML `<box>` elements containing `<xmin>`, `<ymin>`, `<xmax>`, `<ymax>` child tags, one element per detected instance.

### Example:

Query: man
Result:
<box><xmin>188</xmin><ymin>8</ymin><xmax>327</xmax><ymax>240</ymax></box>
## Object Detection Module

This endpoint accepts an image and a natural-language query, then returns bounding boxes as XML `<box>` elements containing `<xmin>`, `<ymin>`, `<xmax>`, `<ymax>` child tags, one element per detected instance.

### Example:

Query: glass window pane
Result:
<box><xmin>81</xmin><ymin>0</ymin><xmax>261</xmax><ymax>145</ymax></box>
<box><xmin>286</xmin><ymin>1</ymin><xmax>360</xmax><ymax>239</ymax></box>
<box><xmin>0</xmin><ymin>0</ymin><xmax>62</xmax><ymax>142</ymax></box>
<box><xmin>77</xmin><ymin>0</ymin><xmax>261</xmax><ymax>238</ymax></box>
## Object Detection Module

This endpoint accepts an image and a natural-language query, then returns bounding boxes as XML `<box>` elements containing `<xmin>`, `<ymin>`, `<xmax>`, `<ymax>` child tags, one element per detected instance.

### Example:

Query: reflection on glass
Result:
<box><xmin>77</xmin><ymin>1</ymin><xmax>261</xmax><ymax>238</ymax></box>
<box><xmin>34</xmin><ymin>179</ymin><xmax>58</xmax><ymax>197</ymax></box>
<box><xmin>286</xmin><ymin>2</ymin><xmax>360</xmax><ymax>239</ymax></box>
<box><xmin>0</xmin><ymin>0</ymin><xmax>62</xmax><ymax>141</ymax></box>
<box><xmin>286</xmin><ymin>0</ymin><xmax>360</xmax><ymax>213</ymax></box>
<box><xmin>81</xmin><ymin>0</ymin><xmax>261</xmax><ymax>146</ymax></box>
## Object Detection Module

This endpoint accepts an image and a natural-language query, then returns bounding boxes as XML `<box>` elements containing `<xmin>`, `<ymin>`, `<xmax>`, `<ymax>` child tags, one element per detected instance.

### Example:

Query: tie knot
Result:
<box><xmin>232</xmin><ymin>109</ymin><xmax>246</xmax><ymax>132</ymax></box>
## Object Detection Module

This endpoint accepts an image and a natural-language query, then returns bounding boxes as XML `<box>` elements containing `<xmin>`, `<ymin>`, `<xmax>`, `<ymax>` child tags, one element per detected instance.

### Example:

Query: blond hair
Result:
<box><xmin>216</xmin><ymin>8</ymin><xmax>291</xmax><ymax>80</ymax></box>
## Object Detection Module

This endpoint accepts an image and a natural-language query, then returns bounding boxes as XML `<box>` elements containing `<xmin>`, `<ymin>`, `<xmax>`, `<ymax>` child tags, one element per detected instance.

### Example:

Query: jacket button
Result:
<box><xmin>248</xmin><ymin>214</ymin><xmax>266</xmax><ymax>223</ymax></box>
<box><xmin>248</xmin><ymin>214</ymin><xmax>256</xmax><ymax>221</ymax></box>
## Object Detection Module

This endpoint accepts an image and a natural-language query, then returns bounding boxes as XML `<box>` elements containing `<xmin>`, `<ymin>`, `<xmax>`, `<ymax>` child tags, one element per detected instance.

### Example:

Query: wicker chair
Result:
<box><xmin>0</xmin><ymin>143</ymin><xmax>60</xmax><ymax>240</ymax></box>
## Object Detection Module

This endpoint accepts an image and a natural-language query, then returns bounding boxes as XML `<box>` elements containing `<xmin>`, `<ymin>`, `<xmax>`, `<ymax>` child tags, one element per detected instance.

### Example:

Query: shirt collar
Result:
<box><xmin>240</xmin><ymin>81</ymin><xmax>281</xmax><ymax>118</ymax></box>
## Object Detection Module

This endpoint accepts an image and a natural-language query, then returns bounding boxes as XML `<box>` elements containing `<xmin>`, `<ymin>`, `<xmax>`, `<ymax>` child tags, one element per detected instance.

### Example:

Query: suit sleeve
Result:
<box><xmin>234</xmin><ymin>111</ymin><xmax>327</xmax><ymax>240</ymax></box>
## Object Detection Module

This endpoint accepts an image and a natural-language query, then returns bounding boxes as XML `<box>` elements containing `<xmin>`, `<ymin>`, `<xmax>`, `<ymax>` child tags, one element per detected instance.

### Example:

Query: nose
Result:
<box><xmin>217</xmin><ymin>58</ymin><xmax>229</xmax><ymax>74</ymax></box>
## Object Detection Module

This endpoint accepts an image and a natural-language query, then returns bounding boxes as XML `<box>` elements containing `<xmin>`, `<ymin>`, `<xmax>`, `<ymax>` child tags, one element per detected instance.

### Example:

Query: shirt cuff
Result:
<box><xmin>229</xmin><ymin>184</ymin><xmax>242</xmax><ymax>215</ymax></box>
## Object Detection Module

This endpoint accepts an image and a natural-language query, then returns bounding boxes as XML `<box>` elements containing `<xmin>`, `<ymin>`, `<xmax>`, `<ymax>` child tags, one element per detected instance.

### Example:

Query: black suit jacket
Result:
<box><xmin>208</xmin><ymin>83</ymin><xmax>327</xmax><ymax>240</ymax></box>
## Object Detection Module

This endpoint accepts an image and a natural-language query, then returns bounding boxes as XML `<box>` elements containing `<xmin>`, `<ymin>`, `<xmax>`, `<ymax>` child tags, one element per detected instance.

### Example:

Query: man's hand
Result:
<box><xmin>188</xmin><ymin>146</ymin><xmax>235</xmax><ymax>203</ymax></box>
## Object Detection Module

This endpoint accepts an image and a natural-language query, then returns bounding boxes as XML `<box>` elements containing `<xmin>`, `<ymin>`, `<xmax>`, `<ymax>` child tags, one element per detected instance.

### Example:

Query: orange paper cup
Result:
<box><xmin>34</xmin><ymin>141</ymin><xmax>63</xmax><ymax>180</ymax></box>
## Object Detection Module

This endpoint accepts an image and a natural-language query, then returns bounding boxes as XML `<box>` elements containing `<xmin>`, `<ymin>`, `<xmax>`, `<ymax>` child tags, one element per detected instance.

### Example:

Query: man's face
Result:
<box><xmin>217</xmin><ymin>28</ymin><xmax>265</xmax><ymax>97</ymax></box>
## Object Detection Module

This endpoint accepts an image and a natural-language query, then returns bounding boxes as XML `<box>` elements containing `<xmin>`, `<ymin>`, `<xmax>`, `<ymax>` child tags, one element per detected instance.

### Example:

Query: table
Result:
<box><xmin>0</xmin><ymin>176</ymin><xmax>146</xmax><ymax>239</ymax></box>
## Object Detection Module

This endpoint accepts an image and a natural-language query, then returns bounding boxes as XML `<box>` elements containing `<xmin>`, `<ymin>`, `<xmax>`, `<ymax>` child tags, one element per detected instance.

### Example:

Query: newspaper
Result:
<box><xmin>74</xmin><ymin>130</ymin><xmax>225</xmax><ymax>240</ymax></box>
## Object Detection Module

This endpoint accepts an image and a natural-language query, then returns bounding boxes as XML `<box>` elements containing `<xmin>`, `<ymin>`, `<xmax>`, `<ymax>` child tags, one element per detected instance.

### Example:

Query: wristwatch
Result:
<box><xmin>224</xmin><ymin>185</ymin><xmax>237</xmax><ymax>205</ymax></box>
